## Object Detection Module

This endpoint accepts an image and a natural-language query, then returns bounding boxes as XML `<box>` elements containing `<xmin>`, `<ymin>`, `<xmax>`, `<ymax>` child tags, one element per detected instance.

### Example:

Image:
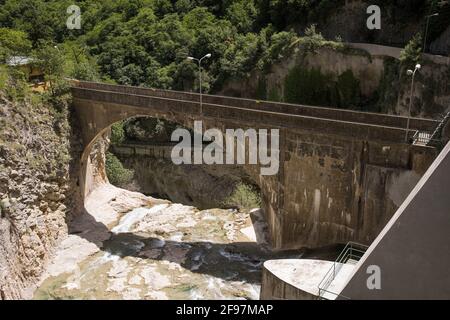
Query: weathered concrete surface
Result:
<box><xmin>111</xmin><ymin>144</ymin><xmax>248</xmax><ymax>210</ymax></box>
<box><xmin>71</xmin><ymin>82</ymin><xmax>439</xmax><ymax>250</ymax></box>
<box><xmin>339</xmin><ymin>142</ymin><xmax>450</xmax><ymax>299</ymax></box>
<box><xmin>260</xmin><ymin>259</ymin><xmax>332</xmax><ymax>300</ymax></box>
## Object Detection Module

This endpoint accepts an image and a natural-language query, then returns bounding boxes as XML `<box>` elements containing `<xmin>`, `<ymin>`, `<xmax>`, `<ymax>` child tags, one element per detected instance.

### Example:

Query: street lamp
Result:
<box><xmin>423</xmin><ymin>13</ymin><xmax>439</xmax><ymax>53</ymax></box>
<box><xmin>405</xmin><ymin>64</ymin><xmax>421</xmax><ymax>143</ymax></box>
<box><xmin>187</xmin><ymin>53</ymin><xmax>211</xmax><ymax>115</ymax></box>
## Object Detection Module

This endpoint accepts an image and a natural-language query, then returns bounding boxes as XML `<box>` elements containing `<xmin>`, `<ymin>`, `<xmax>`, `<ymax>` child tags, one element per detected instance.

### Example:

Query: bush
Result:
<box><xmin>283</xmin><ymin>65</ymin><xmax>361</xmax><ymax>108</ymax></box>
<box><xmin>284</xmin><ymin>65</ymin><xmax>331</xmax><ymax>105</ymax></box>
<box><xmin>110</xmin><ymin>121</ymin><xmax>125</xmax><ymax>145</ymax></box>
<box><xmin>400</xmin><ymin>33</ymin><xmax>423</xmax><ymax>66</ymax></box>
<box><xmin>1</xmin><ymin>67</ymin><xmax>30</xmax><ymax>101</ymax></box>
<box><xmin>336</xmin><ymin>70</ymin><xmax>360</xmax><ymax>108</ymax></box>
<box><xmin>301</xmin><ymin>24</ymin><xmax>325</xmax><ymax>52</ymax></box>
<box><xmin>105</xmin><ymin>152</ymin><xmax>134</xmax><ymax>187</ymax></box>
<box><xmin>223</xmin><ymin>183</ymin><xmax>261</xmax><ymax>210</ymax></box>
<box><xmin>256</xmin><ymin>77</ymin><xmax>267</xmax><ymax>100</ymax></box>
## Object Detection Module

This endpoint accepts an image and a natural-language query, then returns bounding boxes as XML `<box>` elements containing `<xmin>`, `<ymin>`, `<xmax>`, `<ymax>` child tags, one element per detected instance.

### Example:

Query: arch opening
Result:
<box><xmin>41</xmin><ymin>109</ymin><xmax>301</xmax><ymax>300</ymax></box>
<box><xmin>105</xmin><ymin>116</ymin><xmax>264</xmax><ymax>211</ymax></box>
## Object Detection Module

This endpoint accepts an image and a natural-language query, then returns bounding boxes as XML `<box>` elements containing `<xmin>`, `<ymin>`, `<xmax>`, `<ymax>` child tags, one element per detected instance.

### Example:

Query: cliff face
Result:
<box><xmin>0</xmin><ymin>93</ymin><xmax>82</xmax><ymax>299</ymax></box>
<box><xmin>113</xmin><ymin>152</ymin><xmax>248</xmax><ymax>210</ymax></box>
<box><xmin>220</xmin><ymin>45</ymin><xmax>450</xmax><ymax>119</ymax></box>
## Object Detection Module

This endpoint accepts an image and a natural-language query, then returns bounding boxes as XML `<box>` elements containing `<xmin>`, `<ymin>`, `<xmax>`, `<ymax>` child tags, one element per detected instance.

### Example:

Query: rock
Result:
<box><xmin>128</xmin><ymin>275</ymin><xmax>142</xmax><ymax>285</ymax></box>
<box><xmin>0</xmin><ymin>198</ymin><xmax>11</xmax><ymax>210</ymax></box>
<box><xmin>138</xmin><ymin>249</ymin><xmax>161</xmax><ymax>259</ymax></box>
<box><xmin>108</xmin><ymin>260</ymin><xmax>129</xmax><ymax>278</ymax></box>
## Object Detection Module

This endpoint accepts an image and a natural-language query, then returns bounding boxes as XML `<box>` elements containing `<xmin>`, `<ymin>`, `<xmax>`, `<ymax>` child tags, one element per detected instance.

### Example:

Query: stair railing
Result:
<box><xmin>317</xmin><ymin>241</ymin><xmax>368</xmax><ymax>299</ymax></box>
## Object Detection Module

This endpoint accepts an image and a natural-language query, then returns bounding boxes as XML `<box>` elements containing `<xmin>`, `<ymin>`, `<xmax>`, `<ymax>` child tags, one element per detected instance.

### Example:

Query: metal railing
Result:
<box><xmin>317</xmin><ymin>242</ymin><xmax>368</xmax><ymax>300</ymax></box>
<box><xmin>430</xmin><ymin>111</ymin><xmax>450</xmax><ymax>141</ymax></box>
<box><xmin>412</xmin><ymin>131</ymin><xmax>433</xmax><ymax>145</ymax></box>
<box><xmin>412</xmin><ymin>111</ymin><xmax>450</xmax><ymax>148</ymax></box>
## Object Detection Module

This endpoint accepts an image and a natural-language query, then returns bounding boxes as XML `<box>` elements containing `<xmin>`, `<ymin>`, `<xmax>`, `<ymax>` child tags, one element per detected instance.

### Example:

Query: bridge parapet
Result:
<box><xmin>73</xmin><ymin>81</ymin><xmax>438</xmax><ymax>133</ymax></box>
<box><xmin>71</xmin><ymin>84</ymin><xmax>439</xmax><ymax>144</ymax></box>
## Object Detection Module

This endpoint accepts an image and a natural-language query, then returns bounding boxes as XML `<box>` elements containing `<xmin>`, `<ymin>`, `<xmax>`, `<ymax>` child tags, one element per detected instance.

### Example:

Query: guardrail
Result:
<box><xmin>317</xmin><ymin>242</ymin><xmax>368</xmax><ymax>300</ymax></box>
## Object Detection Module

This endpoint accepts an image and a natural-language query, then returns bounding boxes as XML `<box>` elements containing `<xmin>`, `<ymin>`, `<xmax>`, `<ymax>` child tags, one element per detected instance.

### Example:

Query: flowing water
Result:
<box><xmin>34</xmin><ymin>201</ymin><xmax>302</xmax><ymax>300</ymax></box>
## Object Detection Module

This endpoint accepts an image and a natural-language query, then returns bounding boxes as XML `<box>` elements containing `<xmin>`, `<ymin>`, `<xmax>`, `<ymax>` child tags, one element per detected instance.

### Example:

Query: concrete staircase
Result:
<box><xmin>318</xmin><ymin>242</ymin><xmax>368</xmax><ymax>300</ymax></box>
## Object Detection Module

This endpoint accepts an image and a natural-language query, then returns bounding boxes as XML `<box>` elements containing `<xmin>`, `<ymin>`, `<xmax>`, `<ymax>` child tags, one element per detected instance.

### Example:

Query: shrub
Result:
<box><xmin>1</xmin><ymin>67</ymin><xmax>30</xmax><ymax>101</ymax></box>
<box><xmin>223</xmin><ymin>183</ymin><xmax>261</xmax><ymax>210</ymax></box>
<box><xmin>110</xmin><ymin>121</ymin><xmax>125</xmax><ymax>145</ymax></box>
<box><xmin>267</xmin><ymin>86</ymin><xmax>281</xmax><ymax>102</ymax></box>
<box><xmin>256</xmin><ymin>77</ymin><xmax>267</xmax><ymax>100</ymax></box>
<box><xmin>284</xmin><ymin>65</ymin><xmax>331</xmax><ymax>105</ymax></box>
<box><xmin>400</xmin><ymin>33</ymin><xmax>423</xmax><ymax>66</ymax></box>
<box><xmin>283</xmin><ymin>65</ymin><xmax>361</xmax><ymax>108</ymax></box>
<box><xmin>336</xmin><ymin>70</ymin><xmax>360</xmax><ymax>108</ymax></box>
<box><xmin>105</xmin><ymin>152</ymin><xmax>134</xmax><ymax>187</ymax></box>
<box><xmin>301</xmin><ymin>24</ymin><xmax>325</xmax><ymax>52</ymax></box>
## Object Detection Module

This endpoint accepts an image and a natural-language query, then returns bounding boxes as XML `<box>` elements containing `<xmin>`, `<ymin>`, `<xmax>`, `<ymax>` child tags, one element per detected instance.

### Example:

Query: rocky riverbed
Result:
<box><xmin>33</xmin><ymin>184</ymin><xmax>302</xmax><ymax>300</ymax></box>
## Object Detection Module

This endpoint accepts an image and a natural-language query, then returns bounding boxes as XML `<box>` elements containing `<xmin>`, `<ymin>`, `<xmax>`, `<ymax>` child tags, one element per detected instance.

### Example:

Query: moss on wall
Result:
<box><xmin>282</xmin><ymin>65</ymin><xmax>361</xmax><ymax>109</ymax></box>
<box><xmin>336</xmin><ymin>70</ymin><xmax>361</xmax><ymax>108</ymax></box>
<box><xmin>268</xmin><ymin>86</ymin><xmax>281</xmax><ymax>102</ymax></box>
<box><xmin>256</xmin><ymin>77</ymin><xmax>267</xmax><ymax>100</ymax></box>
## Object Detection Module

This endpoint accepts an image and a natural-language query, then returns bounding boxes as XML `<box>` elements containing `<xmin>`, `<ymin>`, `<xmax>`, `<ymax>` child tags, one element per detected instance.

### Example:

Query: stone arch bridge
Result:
<box><xmin>71</xmin><ymin>81</ymin><xmax>442</xmax><ymax>250</ymax></box>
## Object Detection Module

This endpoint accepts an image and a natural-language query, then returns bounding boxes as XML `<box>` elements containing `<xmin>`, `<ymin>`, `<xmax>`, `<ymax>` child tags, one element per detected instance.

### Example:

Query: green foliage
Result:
<box><xmin>32</xmin><ymin>41</ymin><xmax>66</xmax><ymax>95</ymax></box>
<box><xmin>301</xmin><ymin>24</ymin><xmax>325</xmax><ymax>52</ymax></box>
<box><xmin>374</xmin><ymin>58</ymin><xmax>402</xmax><ymax>113</ymax></box>
<box><xmin>0</xmin><ymin>66</ymin><xmax>30</xmax><ymax>101</ymax></box>
<box><xmin>284</xmin><ymin>66</ymin><xmax>361</xmax><ymax>108</ymax></box>
<box><xmin>264</xmin><ymin>31</ymin><xmax>297</xmax><ymax>65</ymax></box>
<box><xmin>267</xmin><ymin>87</ymin><xmax>281</xmax><ymax>102</ymax></box>
<box><xmin>62</xmin><ymin>42</ymin><xmax>100</xmax><ymax>81</ymax></box>
<box><xmin>225</xmin><ymin>0</ymin><xmax>257</xmax><ymax>33</ymax></box>
<box><xmin>223</xmin><ymin>183</ymin><xmax>261</xmax><ymax>210</ymax></box>
<box><xmin>400</xmin><ymin>33</ymin><xmax>423</xmax><ymax>66</ymax></box>
<box><xmin>0</xmin><ymin>0</ymin><xmax>446</xmax><ymax>103</ymax></box>
<box><xmin>123</xmin><ymin>117</ymin><xmax>179</xmax><ymax>142</ymax></box>
<box><xmin>336</xmin><ymin>70</ymin><xmax>360</xmax><ymax>108</ymax></box>
<box><xmin>256</xmin><ymin>77</ymin><xmax>267</xmax><ymax>100</ymax></box>
<box><xmin>0</xmin><ymin>28</ymin><xmax>32</xmax><ymax>62</ymax></box>
<box><xmin>0</xmin><ymin>65</ymin><xmax>9</xmax><ymax>90</ymax></box>
<box><xmin>110</xmin><ymin>122</ymin><xmax>126</xmax><ymax>145</ymax></box>
<box><xmin>284</xmin><ymin>66</ymin><xmax>330</xmax><ymax>105</ymax></box>
<box><xmin>105</xmin><ymin>152</ymin><xmax>134</xmax><ymax>187</ymax></box>
<box><xmin>219</xmin><ymin>32</ymin><xmax>261</xmax><ymax>80</ymax></box>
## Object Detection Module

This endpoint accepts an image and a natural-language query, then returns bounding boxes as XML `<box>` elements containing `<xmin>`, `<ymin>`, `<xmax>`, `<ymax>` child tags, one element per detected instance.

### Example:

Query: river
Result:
<box><xmin>33</xmin><ymin>186</ymin><xmax>302</xmax><ymax>300</ymax></box>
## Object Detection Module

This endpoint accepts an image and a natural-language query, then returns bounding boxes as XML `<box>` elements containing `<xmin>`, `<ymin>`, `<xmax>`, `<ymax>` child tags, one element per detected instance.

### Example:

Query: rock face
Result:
<box><xmin>0</xmin><ymin>93</ymin><xmax>82</xmax><ymax>299</ymax></box>
<box><xmin>114</xmin><ymin>151</ymin><xmax>252</xmax><ymax>210</ymax></box>
<box><xmin>220</xmin><ymin>45</ymin><xmax>450</xmax><ymax>119</ymax></box>
<box><xmin>431</xmin><ymin>25</ymin><xmax>450</xmax><ymax>56</ymax></box>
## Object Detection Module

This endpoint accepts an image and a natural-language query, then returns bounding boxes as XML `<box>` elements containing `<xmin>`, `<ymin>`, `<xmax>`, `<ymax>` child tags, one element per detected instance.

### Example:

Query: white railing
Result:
<box><xmin>317</xmin><ymin>242</ymin><xmax>368</xmax><ymax>300</ymax></box>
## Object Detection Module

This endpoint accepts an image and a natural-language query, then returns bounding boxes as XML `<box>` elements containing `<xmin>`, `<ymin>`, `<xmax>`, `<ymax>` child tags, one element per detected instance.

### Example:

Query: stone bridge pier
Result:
<box><xmin>71</xmin><ymin>81</ymin><xmax>441</xmax><ymax>250</ymax></box>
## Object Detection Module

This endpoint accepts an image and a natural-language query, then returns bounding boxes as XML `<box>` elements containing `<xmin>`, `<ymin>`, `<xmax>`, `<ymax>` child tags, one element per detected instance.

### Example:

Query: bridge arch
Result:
<box><xmin>71</xmin><ymin>81</ymin><xmax>440</xmax><ymax>250</ymax></box>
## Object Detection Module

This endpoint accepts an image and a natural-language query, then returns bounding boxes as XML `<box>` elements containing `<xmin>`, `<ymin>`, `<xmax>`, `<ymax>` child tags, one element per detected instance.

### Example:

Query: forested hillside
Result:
<box><xmin>0</xmin><ymin>0</ymin><xmax>449</xmax><ymax>94</ymax></box>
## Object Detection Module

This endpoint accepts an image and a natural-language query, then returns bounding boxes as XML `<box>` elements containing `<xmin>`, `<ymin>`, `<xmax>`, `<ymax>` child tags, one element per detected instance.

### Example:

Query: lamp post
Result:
<box><xmin>423</xmin><ymin>13</ymin><xmax>439</xmax><ymax>53</ymax></box>
<box><xmin>187</xmin><ymin>53</ymin><xmax>211</xmax><ymax>115</ymax></box>
<box><xmin>405</xmin><ymin>64</ymin><xmax>421</xmax><ymax>143</ymax></box>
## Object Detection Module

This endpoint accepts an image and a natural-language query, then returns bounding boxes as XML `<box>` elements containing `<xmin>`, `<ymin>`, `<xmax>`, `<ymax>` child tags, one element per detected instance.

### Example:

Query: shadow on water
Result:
<box><xmin>70</xmin><ymin>210</ymin><xmax>312</xmax><ymax>285</ymax></box>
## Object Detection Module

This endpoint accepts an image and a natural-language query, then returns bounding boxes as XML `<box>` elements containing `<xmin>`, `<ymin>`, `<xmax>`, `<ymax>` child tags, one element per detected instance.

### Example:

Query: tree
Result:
<box><xmin>32</xmin><ymin>42</ymin><xmax>66</xmax><ymax>95</ymax></box>
<box><xmin>225</xmin><ymin>0</ymin><xmax>257</xmax><ymax>33</ymax></box>
<box><xmin>400</xmin><ymin>33</ymin><xmax>423</xmax><ymax>66</ymax></box>
<box><xmin>0</xmin><ymin>28</ymin><xmax>32</xmax><ymax>62</ymax></box>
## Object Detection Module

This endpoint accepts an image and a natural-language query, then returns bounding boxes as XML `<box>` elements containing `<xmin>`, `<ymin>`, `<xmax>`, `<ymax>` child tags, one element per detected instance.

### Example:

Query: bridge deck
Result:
<box><xmin>71</xmin><ymin>81</ymin><xmax>439</xmax><ymax>144</ymax></box>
